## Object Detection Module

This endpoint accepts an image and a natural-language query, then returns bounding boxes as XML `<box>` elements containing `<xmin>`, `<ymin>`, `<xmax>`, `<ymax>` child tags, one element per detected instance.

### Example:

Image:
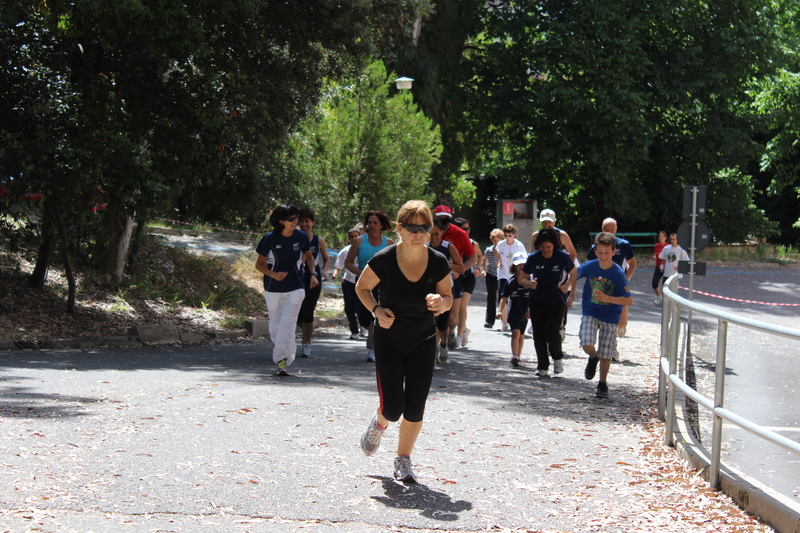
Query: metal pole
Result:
<box><xmin>665</xmin><ymin>278</ymin><xmax>681</xmax><ymax>447</ymax></box>
<box><xmin>709</xmin><ymin>319</ymin><xmax>728</xmax><ymax>488</ymax></box>
<box><xmin>687</xmin><ymin>186</ymin><xmax>698</xmax><ymax>351</ymax></box>
<box><xmin>658</xmin><ymin>287</ymin><xmax>671</xmax><ymax>421</ymax></box>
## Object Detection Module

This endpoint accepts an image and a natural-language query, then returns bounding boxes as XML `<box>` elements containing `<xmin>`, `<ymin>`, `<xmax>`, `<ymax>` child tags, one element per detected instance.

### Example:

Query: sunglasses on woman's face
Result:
<box><xmin>403</xmin><ymin>223</ymin><xmax>432</xmax><ymax>234</ymax></box>
<box><xmin>283</xmin><ymin>215</ymin><xmax>299</xmax><ymax>222</ymax></box>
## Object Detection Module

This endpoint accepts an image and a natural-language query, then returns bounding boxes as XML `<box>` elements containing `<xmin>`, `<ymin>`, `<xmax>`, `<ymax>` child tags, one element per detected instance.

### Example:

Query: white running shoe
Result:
<box><xmin>553</xmin><ymin>359</ymin><xmax>564</xmax><ymax>374</ymax></box>
<box><xmin>360</xmin><ymin>416</ymin><xmax>385</xmax><ymax>456</ymax></box>
<box><xmin>360</xmin><ymin>327</ymin><xmax>369</xmax><ymax>337</ymax></box>
<box><xmin>301</xmin><ymin>343</ymin><xmax>311</xmax><ymax>357</ymax></box>
<box><xmin>534</xmin><ymin>368</ymin><xmax>549</xmax><ymax>377</ymax></box>
<box><xmin>366</xmin><ymin>350</ymin><xmax>375</xmax><ymax>362</ymax></box>
<box><xmin>393</xmin><ymin>455</ymin><xmax>417</xmax><ymax>484</ymax></box>
<box><xmin>501</xmin><ymin>323</ymin><xmax>510</xmax><ymax>332</ymax></box>
<box><xmin>461</xmin><ymin>328</ymin><xmax>471</xmax><ymax>347</ymax></box>
<box><xmin>349</xmin><ymin>332</ymin><xmax>360</xmax><ymax>340</ymax></box>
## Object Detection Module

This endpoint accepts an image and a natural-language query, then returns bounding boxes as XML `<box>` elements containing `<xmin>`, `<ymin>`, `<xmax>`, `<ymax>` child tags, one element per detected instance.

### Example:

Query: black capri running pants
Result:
<box><xmin>374</xmin><ymin>326</ymin><xmax>437</xmax><ymax>423</ymax></box>
<box><xmin>297</xmin><ymin>282</ymin><xmax>321</xmax><ymax>324</ymax></box>
<box><xmin>462</xmin><ymin>272</ymin><xmax>476</xmax><ymax>295</ymax></box>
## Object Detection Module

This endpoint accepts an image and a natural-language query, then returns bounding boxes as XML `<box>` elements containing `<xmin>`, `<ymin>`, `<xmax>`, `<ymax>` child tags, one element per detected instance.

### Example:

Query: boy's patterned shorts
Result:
<box><xmin>579</xmin><ymin>316</ymin><xmax>617</xmax><ymax>360</ymax></box>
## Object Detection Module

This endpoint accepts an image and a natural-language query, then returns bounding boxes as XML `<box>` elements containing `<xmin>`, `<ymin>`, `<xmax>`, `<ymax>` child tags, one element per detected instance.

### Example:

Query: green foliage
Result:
<box><xmin>460</xmin><ymin>0</ymin><xmax>781</xmax><ymax>241</ymax></box>
<box><xmin>707</xmin><ymin>169</ymin><xmax>778</xmax><ymax>244</ymax></box>
<box><xmin>289</xmin><ymin>60</ymin><xmax>442</xmax><ymax>244</ymax></box>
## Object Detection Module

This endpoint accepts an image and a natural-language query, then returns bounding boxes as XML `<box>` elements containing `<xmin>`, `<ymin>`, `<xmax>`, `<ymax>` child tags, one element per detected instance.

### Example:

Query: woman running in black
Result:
<box><xmin>356</xmin><ymin>200</ymin><xmax>453</xmax><ymax>483</ymax></box>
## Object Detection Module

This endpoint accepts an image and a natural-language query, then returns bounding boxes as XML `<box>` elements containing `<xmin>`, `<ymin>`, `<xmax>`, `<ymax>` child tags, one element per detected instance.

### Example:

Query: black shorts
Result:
<box><xmin>452</xmin><ymin>275</ymin><xmax>465</xmax><ymax>299</ymax></box>
<box><xmin>462</xmin><ymin>272</ymin><xmax>476</xmax><ymax>295</ymax></box>
<box><xmin>297</xmin><ymin>282</ymin><xmax>321</xmax><ymax>324</ymax></box>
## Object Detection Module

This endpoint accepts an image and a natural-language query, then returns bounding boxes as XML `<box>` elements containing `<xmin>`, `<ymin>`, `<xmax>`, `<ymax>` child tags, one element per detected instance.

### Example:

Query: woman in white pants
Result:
<box><xmin>255</xmin><ymin>204</ymin><xmax>318</xmax><ymax>375</ymax></box>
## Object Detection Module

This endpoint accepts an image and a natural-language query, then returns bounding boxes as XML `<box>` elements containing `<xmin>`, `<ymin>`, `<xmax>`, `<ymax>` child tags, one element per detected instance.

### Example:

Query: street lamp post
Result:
<box><xmin>394</xmin><ymin>77</ymin><xmax>414</xmax><ymax>90</ymax></box>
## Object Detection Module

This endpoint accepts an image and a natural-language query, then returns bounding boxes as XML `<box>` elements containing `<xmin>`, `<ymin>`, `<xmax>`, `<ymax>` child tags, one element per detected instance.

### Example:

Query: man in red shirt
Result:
<box><xmin>434</xmin><ymin>205</ymin><xmax>477</xmax><ymax>356</ymax></box>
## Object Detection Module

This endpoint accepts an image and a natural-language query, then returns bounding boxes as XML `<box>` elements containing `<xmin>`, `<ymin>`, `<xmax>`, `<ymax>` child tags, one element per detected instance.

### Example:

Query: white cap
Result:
<box><xmin>512</xmin><ymin>252</ymin><xmax>528</xmax><ymax>265</ymax></box>
<box><xmin>539</xmin><ymin>209</ymin><xmax>556</xmax><ymax>223</ymax></box>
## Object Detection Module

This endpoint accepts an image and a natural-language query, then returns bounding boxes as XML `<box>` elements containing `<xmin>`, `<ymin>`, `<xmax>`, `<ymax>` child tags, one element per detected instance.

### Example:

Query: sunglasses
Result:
<box><xmin>283</xmin><ymin>215</ymin><xmax>299</xmax><ymax>222</ymax></box>
<box><xmin>403</xmin><ymin>223</ymin><xmax>432</xmax><ymax>234</ymax></box>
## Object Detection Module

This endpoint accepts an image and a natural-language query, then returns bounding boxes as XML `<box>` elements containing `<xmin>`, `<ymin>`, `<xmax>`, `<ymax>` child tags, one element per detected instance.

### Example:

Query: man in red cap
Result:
<box><xmin>434</xmin><ymin>205</ymin><xmax>477</xmax><ymax>356</ymax></box>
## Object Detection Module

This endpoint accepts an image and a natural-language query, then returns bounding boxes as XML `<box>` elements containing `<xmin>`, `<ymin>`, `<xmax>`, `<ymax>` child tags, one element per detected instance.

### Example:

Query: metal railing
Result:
<box><xmin>658</xmin><ymin>275</ymin><xmax>800</xmax><ymax>488</ymax></box>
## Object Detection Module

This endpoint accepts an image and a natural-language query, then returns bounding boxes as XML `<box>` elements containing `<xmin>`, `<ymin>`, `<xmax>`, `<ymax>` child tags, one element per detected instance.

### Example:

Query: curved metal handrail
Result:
<box><xmin>659</xmin><ymin>274</ymin><xmax>800</xmax><ymax>490</ymax></box>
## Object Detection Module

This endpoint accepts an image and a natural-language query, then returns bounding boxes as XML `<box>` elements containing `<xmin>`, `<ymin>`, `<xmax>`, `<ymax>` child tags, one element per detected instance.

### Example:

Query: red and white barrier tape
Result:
<box><xmin>156</xmin><ymin>218</ymin><xmax>261</xmax><ymax>236</ymax></box>
<box><xmin>678</xmin><ymin>286</ymin><xmax>800</xmax><ymax>307</ymax></box>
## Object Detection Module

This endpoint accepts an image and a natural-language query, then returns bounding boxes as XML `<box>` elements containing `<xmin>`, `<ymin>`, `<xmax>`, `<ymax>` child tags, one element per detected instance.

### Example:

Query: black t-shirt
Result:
<box><xmin>368</xmin><ymin>245</ymin><xmax>451</xmax><ymax>332</ymax></box>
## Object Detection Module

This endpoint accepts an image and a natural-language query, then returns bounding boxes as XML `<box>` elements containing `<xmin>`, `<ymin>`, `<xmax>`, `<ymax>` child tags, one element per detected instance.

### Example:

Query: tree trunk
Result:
<box><xmin>95</xmin><ymin>207</ymin><xmax>135</xmax><ymax>285</ymax></box>
<box><xmin>28</xmin><ymin>200</ymin><xmax>57</xmax><ymax>289</ymax></box>
<box><xmin>56</xmin><ymin>211</ymin><xmax>77</xmax><ymax>313</ymax></box>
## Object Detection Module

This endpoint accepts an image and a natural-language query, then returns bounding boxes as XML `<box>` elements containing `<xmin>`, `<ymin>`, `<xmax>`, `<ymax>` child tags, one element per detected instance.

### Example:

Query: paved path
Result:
<box><xmin>0</xmin><ymin>294</ymin><xmax>773</xmax><ymax>532</ymax></box>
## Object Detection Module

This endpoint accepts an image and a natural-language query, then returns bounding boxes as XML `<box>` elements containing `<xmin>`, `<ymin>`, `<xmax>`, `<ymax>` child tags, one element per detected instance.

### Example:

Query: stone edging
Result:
<box><xmin>0</xmin><ymin>317</ymin><xmax>346</xmax><ymax>351</ymax></box>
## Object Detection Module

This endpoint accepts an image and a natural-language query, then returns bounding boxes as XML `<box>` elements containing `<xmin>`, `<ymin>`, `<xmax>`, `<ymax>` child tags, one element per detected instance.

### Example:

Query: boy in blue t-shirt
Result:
<box><xmin>577</xmin><ymin>232</ymin><xmax>633</xmax><ymax>398</ymax></box>
<box><xmin>501</xmin><ymin>252</ymin><xmax>532</xmax><ymax>368</ymax></box>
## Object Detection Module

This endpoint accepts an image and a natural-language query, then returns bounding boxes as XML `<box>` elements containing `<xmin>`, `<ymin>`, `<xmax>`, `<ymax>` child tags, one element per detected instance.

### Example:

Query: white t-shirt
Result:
<box><xmin>495</xmin><ymin>239</ymin><xmax>527</xmax><ymax>280</ymax></box>
<box><xmin>659</xmin><ymin>244</ymin><xmax>689</xmax><ymax>278</ymax></box>
<box><xmin>334</xmin><ymin>244</ymin><xmax>358</xmax><ymax>283</ymax></box>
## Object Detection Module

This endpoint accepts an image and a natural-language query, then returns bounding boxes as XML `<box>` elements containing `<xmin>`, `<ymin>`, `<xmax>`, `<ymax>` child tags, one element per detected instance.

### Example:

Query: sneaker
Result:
<box><xmin>596</xmin><ymin>381</ymin><xmax>609</xmax><ymax>398</ymax></box>
<box><xmin>584</xmin><ymin>356</ymin><xmax>598</xmax><ymax>380</ymax></box>
<box><xmin>612</xmin><ymin>348</ymin><xmax>619</xmax><ymax>362</ymax></box>
<box><xmin>438</xmin><ymin>345</ymin><xmax>448</xmax><ymax>364</ymax></box>
<box><xmin>654</xmin><ymin>297</ymin><xmax>661</xmax><ymax>305</ymax></box>
<box><xmin>275</xmin><ymin>359</ymin><xmax>289</xmax><ymax>376</ymax></box>
<box><xmin>454</xmin><ymin>336</ymin><xmax>462</xmax><ymax>348</ymax></box>
<box><xmin>553</xmin><ymin>359</ymin><xmax>564</xmax><ymax>374</ymax></box>
<box><xmin>360</xmin><ymin>327</ymin><xmax>369</xmax><ymax>337</ymax></box>
<box><xmin>617</xmin><ymin>327</ymin><xmax>626</xmax><ymax>338</ymax></box>
<box><xmin>366</xmin><ymin>350</ymin><xmax>376</xmax><ymax>362</ymax></box>
<box><xmin>461</xmin><ymin>328</ymin><xmax>471</xmax><ymax>347</ymax></box>
<box><xmin>447</xmin><ymin>333</ymin><xmax>458</xmax><ymax>350</ymax></box>
<box><xmin>301</xmin><ymin>343</ymin><xmax>311</xmax><ymax>357</ymax></box>
<box><xmin>484</xmin><ymin>322</ymin><xmax>493</xmax><ymax>329</ymax></box>
<box><xmin>534</xmin><ymin>368</ymin><xmax>549</xmax><ymax>377</ymax></box>
<box><xmin>511</xmin><ymin>356</ymin><xmax>520</xmax><ymax>367</ymax></box>
<box><xmin>360</xmin><ymin>416</ymin><xmax>385</xmax><ymax>456</ymax></box>
<box><xmin>501</xmin><ymin>322</ymin><xmax>510</xmax><ymax>332</ymax></box>
<box><xmin>393</xmin><ymin>455</ymin><xmax>417</xmax><ymax>484</ymax></box>
<box><xmin>350</xmin><ymin>332</ymin><xmax>360</xmax><ymax>340</ymax></box>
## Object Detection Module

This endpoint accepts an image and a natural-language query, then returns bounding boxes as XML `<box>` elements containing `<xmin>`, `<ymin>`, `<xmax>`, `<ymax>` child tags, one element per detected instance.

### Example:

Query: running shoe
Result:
<box><xmin>393</xmin><ymin>455</ymin><xmax>417</xmax><ymax>484</ymax></box>
<box><xmin>484</xmin><ymin>322</ymin><xmax>493</xmax><ymax>329</ymax></box>
<box><xmin>438</xmin><ymin>345</ymin><xmax>448</xmax><ymax>364</ymax></box>
<box><xmin>584</xmin><ymin>356</ymin><xmax>598</xmax><ymax>380</ymax></box>
<box><xmin>366</xmin><ymin>350</ymin><xmax>376</xmax><ymax>362</ymax></box>
<box><xmin>534</xmin><ymin>368</ymin><xmax>549</xmax><ymax>377</ymax></box>
<box><xmin>501</xmin><ymin>322</ymin><xmax>510</xmax><ymax>332</ymax></box>
<box><xmin>275</xmin><ymin>359</ymin><xmax>289</xmax><ymax>376</ymax></box>
<box><xmin>447</xmin><ymin>333</ymin><xmax>458</xmax><ymax>350</ymax></box>
<box><xmin>553</xmin><ymin>359</ymin><xmax>564</xmax><ymax>374</ymax></box>
<box><xmin>612</xmin><ymin>348</ymin><xmax>619</xmax><ymax>361</ymax></box>
<box><xmin>300</xmin><ymin>343</ymin><xmax>311</xmax><ymax>357</ymax></box>
<box><xmin>461</xmin><ymin>328</ymin><xmax>471</xmax><ymax>347</ymax></box>
<box><xmin>350</xmin><ymin>332</ymin><xmax>360</xmax><ymax>340</ymax></box>
<box><xmin>360</xmin><ymin>416</ymin><xmax>385</xmax><ymax>456</ymax></box>
<box><xmin>511</xmin><ymin>356</ymin><xmax>520</xmax><ymax>367</ymax></box>
<box><xmin>596</xmin><ymin>382</ymin><xmax>609</xmax><ymax>398</ymax></box>
<box><xmin>360</xmin><ymin>327</ymin><xmax>369</xmax><ymax>337</ymax></box>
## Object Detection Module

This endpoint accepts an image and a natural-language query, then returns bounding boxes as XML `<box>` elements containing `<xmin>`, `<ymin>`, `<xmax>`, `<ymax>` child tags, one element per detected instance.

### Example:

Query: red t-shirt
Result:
<box><xmin>654</xmin><ymin>242</ymin><xmax>667</xmax><ymax>268</ymax></box>
<box><xmin>442</xmin><ymin>224</ymin><xmax>476</xmax><ymax>259</ymax></box>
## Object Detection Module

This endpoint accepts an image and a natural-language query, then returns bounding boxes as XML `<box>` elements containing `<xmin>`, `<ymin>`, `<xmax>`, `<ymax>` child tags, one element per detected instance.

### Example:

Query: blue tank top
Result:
<box><xmin>358</xmin><ymin>234</ymin><xmax>389</xmax><ymax>268</ymax></box>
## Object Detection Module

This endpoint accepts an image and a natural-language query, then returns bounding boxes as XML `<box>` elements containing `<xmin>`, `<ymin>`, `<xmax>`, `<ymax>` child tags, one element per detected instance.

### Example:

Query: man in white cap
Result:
<box><xmin>529</xmin><ymin>209</ymin><xmax>577</xmax><ymax>262</ymax></box>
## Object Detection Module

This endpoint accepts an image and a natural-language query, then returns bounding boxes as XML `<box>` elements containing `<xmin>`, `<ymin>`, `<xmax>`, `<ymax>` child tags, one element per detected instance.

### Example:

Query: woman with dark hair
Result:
<box><xmin>652</xmin><ymin>230</ymin><xmax>668</xmax><ymax>305</ymax></box>
<box><xmin>518</xmin><ymin>228</ymin><xmax>575</xmax><ymax>377</ymax></box>
<box><xmin>428</xmin><ymin>217</ymin><xmax>464</xmax><ymax>363</ymax></box>
<box><xmin>296</xmin><ymin>208</ymin><xmax>330</xmax><ymax>357</ymax></box>
<box><xmin>454</xmin><ymin>218</ymin><xmax>482</xmax><ymax>347</ymax></box>
<box><xmin>356</xmin><ymin>200</ymin><xmax>452</xmax><ymax>484</ymax></box>
<box><xmin>255</xmin><ymin>204</ymin><xmax>318</xmax><ymax>376</ymax></box>
<box><xmin>344</xmin><ymin>210</ymin><xmax>395</xmax><ymax>362</ymax></box>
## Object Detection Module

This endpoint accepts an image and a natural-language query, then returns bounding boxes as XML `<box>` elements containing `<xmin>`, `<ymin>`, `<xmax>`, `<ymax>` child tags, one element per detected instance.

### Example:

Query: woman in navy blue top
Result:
<box><xmin>255</xmin><ymin>204</ymin><xmax>318</xmax><ymax>375</ymax></box>
<box><xmin>519</xmin><ymin>228</ymin><xmax>575</xmax><ymax>376</ymax></box>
